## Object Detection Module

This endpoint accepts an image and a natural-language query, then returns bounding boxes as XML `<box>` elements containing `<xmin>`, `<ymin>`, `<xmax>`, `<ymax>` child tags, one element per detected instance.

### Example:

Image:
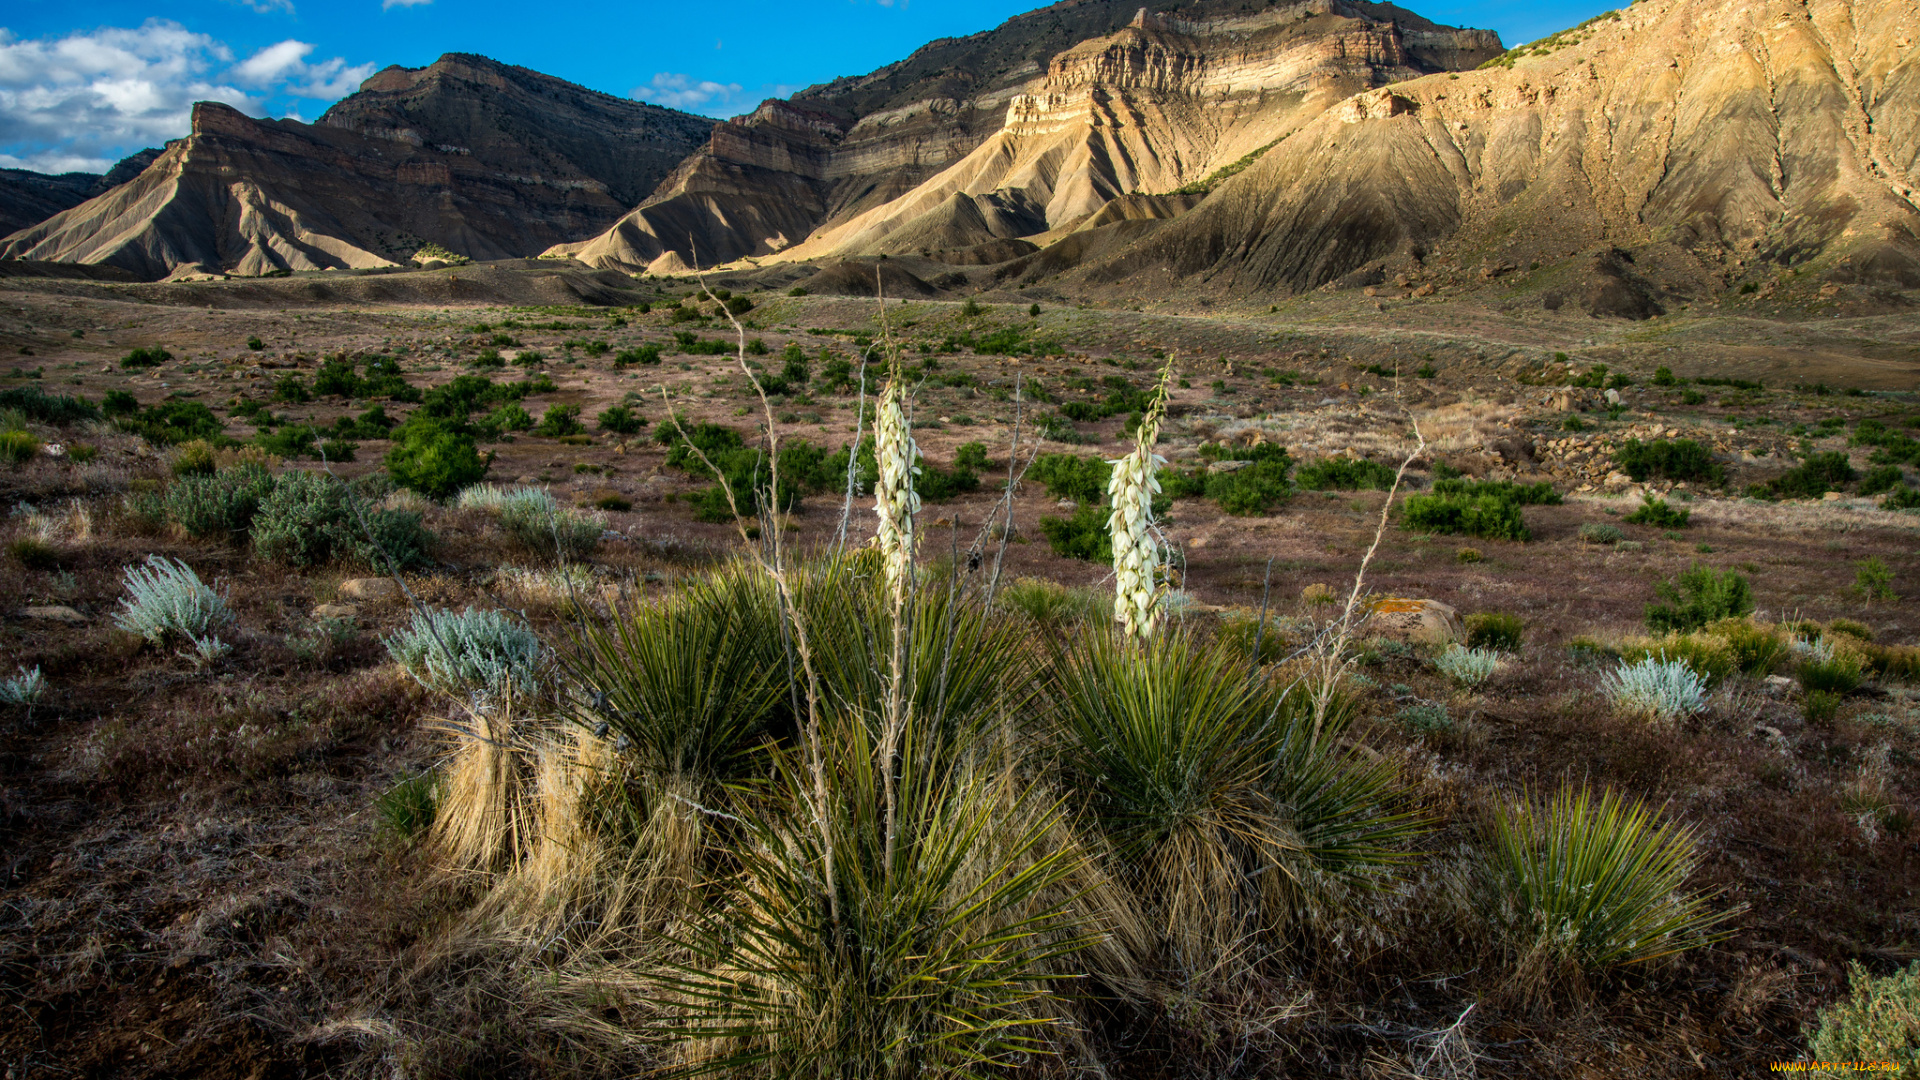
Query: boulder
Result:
<box><xmin>313</xmin><ymin>603</ymin><xmax>360</xmax><ymax>620</ymax></box>
<box><xmin>337</xmin><ymin>578</ymin><xmax>398</xmax><ymax>602</ymax></box>
<box><xmin>1368</xmin><ymin>597</ymin><xmax>1463</xmax><ymax>644</ymax></box>
<box><xmin>22</xmin><ymin>605</ymin><xmax>86</xmax><ymax>625</ymax></box>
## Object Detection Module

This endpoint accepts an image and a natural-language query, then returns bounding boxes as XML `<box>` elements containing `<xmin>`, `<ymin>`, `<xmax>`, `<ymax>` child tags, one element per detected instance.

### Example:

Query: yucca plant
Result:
<box><xmin>1481</xmin><ymin>784</ymin><xmax>1736</xmax><ymax>980</ymax></box>
<box><xmin>797</xmin><ymin>560</ymin><xmax>1034</xmax><ymax>750</ymax></box>
<box><xmin>995</xmin><ymin>577</ymin><xmax>1110</xmax><ymax>628</ymax></box>
<box><xmin>1045</xmin><ymin>630</ymin><xmax>1416</xmax><ymax>976</ymax></box>
<box><xmin>651</xmin><ymin>711</ymin><xmax>1085</xmax><ymax>1079</ymax></box>
<box><xmin>112</xmin><ymin>555</ymin><xmax>234</xmax><ymax>645</ymax></box>
<box><xmin>563</xmin><ymin>563</ymin><xmax>786</xmax><ymax>791</ymax></box>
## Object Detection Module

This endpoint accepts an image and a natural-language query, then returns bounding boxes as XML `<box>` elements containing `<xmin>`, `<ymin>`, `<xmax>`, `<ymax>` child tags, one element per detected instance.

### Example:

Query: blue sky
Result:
<box><xmin>0</xmin><ymin>0</ymin><xmax>1613</xmax><ymax>174</ymax></box>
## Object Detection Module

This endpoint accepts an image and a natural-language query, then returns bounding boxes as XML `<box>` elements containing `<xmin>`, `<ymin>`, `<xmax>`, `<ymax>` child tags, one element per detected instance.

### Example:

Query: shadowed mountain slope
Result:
<box><xmin>0</xmin><ymin>55</ymin><xmax>713</xmax><ymax>279</ymax></box>
<box><xmin>550</xmin><ymin>0</ymin><xmax>1501</xmax><ymax>272</ymax></box>
<box><xmin>0</xmin><ymin>149</ymin><xmax>163</xmax><ymax>237</ymax></box>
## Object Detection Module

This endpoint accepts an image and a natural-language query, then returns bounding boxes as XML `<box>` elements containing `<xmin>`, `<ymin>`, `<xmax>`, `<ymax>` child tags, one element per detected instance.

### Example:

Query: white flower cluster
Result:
<box><xmin>874</xmin><ymin>374</ymin><xmax>921</xmax><ymax>593</ymax></box>
<box><xmin>1108</xmin><ymin>371</ymin><xmax>1171</xmax><ymax>640</ymax></box>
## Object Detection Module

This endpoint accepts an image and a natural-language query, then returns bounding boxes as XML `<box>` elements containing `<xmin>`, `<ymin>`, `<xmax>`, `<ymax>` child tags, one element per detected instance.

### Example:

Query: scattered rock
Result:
<box><xmin>337</xmin><ymin>578</ymin><xmax>398</xmax><ymax>602</ymax></box>
<box><xmin>22</xmin><ymin>605</ymin><xmax>85</xmax><ymax>625</ymax></box>
<box><xmin>1763</xmin><ymin>675</ymin><xmax>1795</xmax><ymax>696</ymax></box>
<box><xmin>1206</xmin><ymin>460</ymin><xmax>1252</xmax><ymax>473</ymax></box>
<box><xmin>312</xmin><ymin>603</ymin><xmax>359</xmax><ymax>620</ymax></box>
<box><xmin>1368</xmin><ymin>598</ymin><xmax>1463</xmax><ymax>645</ymax></box>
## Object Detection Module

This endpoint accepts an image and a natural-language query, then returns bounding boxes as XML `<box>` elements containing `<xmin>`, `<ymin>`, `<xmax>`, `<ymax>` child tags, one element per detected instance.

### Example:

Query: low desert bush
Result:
<box><xmin>0</xmin><ymin>666</ymin><xmax>45</xmax><ymax>706</ymax></box>
<box><xmin>1465</xmin><ymin>611</ymin><xmax>1525</xmax><ymax>651</ymax></box>
<box><xmin>1702</xmin><ymin>617</ymin><xmax>1789</xmax><ymax>675</ymax></box>
<box><xmin>1602</xmin><ymin>657</ymin><xmax>1708</xmax><ymax>722</ymax></box>
<box><xmin>596</xmin><ymin>404</ymin><xmax>645</xmax><ymax>434</ymax></box>
<box><xmin>1038</xmin><ymin>503</ymin><xmax>1111</xmax><ymax>562</ymax></box>
<box><xmin>996</xmin><ymin>577</ymin><xmax>1110</xmax><ymax>626</ymax></box>
<box><xmin>1396</xmin><ymin>702</ymin><xmax>1453</xmax><ymax>734</ymax></box>
<box><xmin>1796</xmin><ymin>645</ymin><xmax>1865</xmax><ymax>696</ymax></box>
<box><xmin>0</xmin><ymin>428</ymin><xmax>38</xmax><ymax>466</ymax></box>
<box><xmin>1764</xmin><ymin>451</ymin><xmax>1857</xmax><ymax>499</ymax></box>
<box><xmin>1613</xmin><ymin>438</ymin><xmax>1724</xmax><ymax>485</ymax></box>
<box><xmin>533</xmin><ymin>403</ymin><xmax>584</xmax><ymax>437</ymax></box>
<box><xmin>1480</xmin><ymin>784</ymin><xmax>1734</xmax><ymax>981</ymax></box>
<box><xmin>250</xmin><ymin>470</ymin><xmax>434</xmax><ymax>570</ymax></box>
<box><xmin>1296</xmin><ymin>456</ymin><xmax>1396</xmax><ymax>491</ymax></box>
<box><xmin>1856</xmin><ymin>557</ymin><xmax>1898</xmax><ymax>601</ymax></box>
<box><xmin>1434</xmin><ymin>643</ymin><xmax>1502</xmax><ymax>686</ymax></box>
<box><xmin>384</xmin><ymin>607</ymin><xmax>544</xmax><ymax>698</ymax></box>
<box><xmin>1624</xmin><ymin>496</ymin><xmax>1689</xmax><ymax>528</ymax></box>
<box><xmin>1578</xmin><ymin>522</ymin><xmax>1623</xmax><ymax>545</ymax></box>
<box><xmin>0</xmin><ymin>385</ymin><xmax>98</xmax><ymax>425</ymax></box>
<box><xmin>384</xmin><ymin>419</ymin><xmax>489</xmax><ymax>499</ymax></box>
<box><xmin>498</xmin><ymin>499</ymin><xmax>602</xmax><ymax>561</ymax></box>
<box><xmin>1808</xmin><ymin>961</ymin><xmax>1920</xmax><ymax>1071</ymax></box>
<box><xmin>1645</xmin><ymin>563</ymin><xmax>1753</xmax><ymax>633</ymax></box>
<box><xmin>1631</xmin><ymin>633</ymin><xmax>1737</xmax><ymax>684</ymax></box>
<box><xmin>112</xmin><ymin>555</ymin><xmax>234</xmax><ymax>646</ymax></box>
<box><xmin>1403</xmin><ymin>490</ymin><xmax>1531</xmax><ymax>540</ymax></box>
<box><xmin>1803</xmin><ymin>689</ymin><xmax>1842</xmax><ymax>725</ymax></box>
<box><xmin>164</xmin><ymin>463</ymin><xmax>276</xmax><ymax>541</ymax></box>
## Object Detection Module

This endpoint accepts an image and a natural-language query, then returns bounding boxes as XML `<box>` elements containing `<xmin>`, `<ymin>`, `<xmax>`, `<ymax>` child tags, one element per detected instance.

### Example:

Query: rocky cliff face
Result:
<box><xmin>1073</xmin><ymin>0</ymin><xmax>1920</xmax><ymax>307</ymax></box>
<box><xmin>552</xmin><ymin>0</ymin><xmax>1500</xmax><ymax>272</ymax></box>
<box><xmin>0</xmin><ymin>148</ymin><xmax>163</xmax><ymax>237</ymax></box>
<box><xmin>2</xmin><ymin>55</ymin><xmax>712</xmax><ymax>279</ymax></box>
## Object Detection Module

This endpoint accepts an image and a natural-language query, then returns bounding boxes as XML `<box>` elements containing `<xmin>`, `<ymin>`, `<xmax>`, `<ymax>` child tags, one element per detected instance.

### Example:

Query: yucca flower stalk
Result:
<box><xmin>1108</xmin><ymin>362</ymin><xmax>1173</xmax><ymax>640</ymax></box>
<box><xmin>873</xmin><ymin>362</ymin><xmax>920</xmax><ymax>597</ymax></box>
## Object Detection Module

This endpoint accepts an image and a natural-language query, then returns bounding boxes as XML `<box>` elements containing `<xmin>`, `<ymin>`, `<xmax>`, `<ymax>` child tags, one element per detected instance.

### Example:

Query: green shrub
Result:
<box><xmin>384</xmin><ymin>419</ymin><xmax>489</xmax><ymax>499</ymax></box>
<box><xmin>475</xmin><ymin>402</ymin><xmax>534</xmax><ymax>436</ymax></box>
<box><xmin>112</xmin><ymin>555</ymin><xmax>234</xmax><ymax>645</ymax></box>
<box><xmin>319</xmin><ymin>439</ymin><xmax>356</xmax><ymax>462</ymax></box>
<box><xmin>125</xmin><ymin>400</ymin><xmax>225</xmax><ymax>445</ymax></box>
<box><xmin>119</xmin><ymin>346</ymin><xmax>171</xmax><ymax>369</ymax></box>
<box><xmin>954</xmin><ymin>441</ymin><xmax>990</xmax><ymax>472</ymax></box>
<box><xmin>384</xmin><ymin>606</ymin><xmax>543</xmax><ymax>697</ymax></box>
<box><xmin>1396</xmin><ymin>703</ymin><xmax>1453</xmax><ymax>734</ymax></box>
<box><xmin>614</xmin><ymin>344</ymin><xmax>661</xmax><ymax>366</ymax></box>
<box><xmin>251</xmin><ymin>470</ymin><xmax>434</xmax><ymax>569</ymax></box>
<box><xmin>1624</xmin><ymin>496</ymin><xmax>1689</xmax><ymax>528</ymax></box>
<box><xmin>1465</xmin><ymin>611</ymin><xmax>1525</xmax><ymax>651</ymax></box>
<box><xmin>1403</xmin><ymin>491</ymin><xmax>1531</xmax><ymax>541</ymax></box>
<box><xmin>1797</xmin><ymin>650</ymin><xmax>1864</xmax><ymax>696</ymax></box>
<box><xmin>1038</xmin><ymin>503</ymin><xmax>1111</xmax><ymax>562</ymax></box>
<box><xmin>170</xmin><ymin>439</ymin><xmax>218</xmax><ymax>476</ymax></box>
<box><xmin>0</xmin><ymin>429</ymin><xmax>37</xmax><ymax>465</ymax></box>
<box><xmin>101</xmin><ymin>390</ymin><xmax>138</xmax><ymax>417</ymax></box>
<box><xmin>1765</xmin><ymin>451</ymin><xmax>1857</xmax><ymax>499</ymax></box>
<box><xmin>1029</xmin><ymin>453</ymin><xmax>1110</xmax><ymax>503</ymax></box>
<box><xmin>593</xmin><ymin>493</ymin><xmax>632</xmax><ymax>512</ymax></box>
<box><xmin>597</xmin><ymin>404</ymin><xmax>646</xmax><ymax>435</ymax></box>
<box><xmin>1296</xmin><ymin>456</ymin><xmax>1396</xmax><ymax>491</ymax></box>
<box><xmin>1882</xmin><ymin>485</ymin><xmax>1920</xmax><ymax>511</ymax></box>
<box><xmin>1432</xmin><ymin>478</ymin><xmax>1562</xmax><ymax>505</ymax></box>
<box><xmin>1809</xmin><ymin>961</ymin><xmax>1920</xmax><ymax>1072</ymax></box>
<box><xmin>1645</xmin><ymin>563</ymin><xmax>1753</xmax><ymax>633</ymax></box>
<box><xmin>1613</xmin><ymin>439</ymin><xmax>1724</xmax><ymax>485</ymax></box>
<box><xmin>1859</xmin><ymin>465</ymin><xmax>1906</xmax><ymax>497</ymax></box>
<box><xmin>1481</xmin><ymin>784</ymin><xmax>1734</xmax><ymax>976</ymax></box>
<box><xmin>1803</xmin><ymin>688</ymin><xmax>1842</xmax><ymax>725</ymax></box>
<box><xmin>1856</xmin><ymin>557</ymin><xmax>1897</xmax><ymax>601</ymax></box>
<box><xmin>533</xmin><ymin>403</ymin><xmax>584</xmax><ymax>437</ymax></box>
<box><xmin>0</xmin><ymin>386</ymin><xmax>98</xmax><ymax>425</ymax></box>
<box><xmin>256</xmin><ymin>423</ymin><xmax>318</xmax><ymax>459</ymax></box>
<box><xmin>246</xmin><ymin>336</ymin><xmax>265</xmax><ymax>351</ymax></box>
<box><xmin>165</xmin><ymin>464</ymin><xmax>276</xmax><ymax>541</ymax></box>
<box><xmin>271</xmin><ymin>373</ymin><xmax>311</xmax><ymax>404</ymax></box>
<box><xmin>1702</xmin><ymin>618</ymin><xmax>1789</xmax><ymax>675</ymax></box>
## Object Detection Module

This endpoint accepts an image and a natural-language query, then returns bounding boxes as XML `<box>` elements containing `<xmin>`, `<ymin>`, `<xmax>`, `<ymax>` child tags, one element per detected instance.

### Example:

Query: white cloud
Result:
<box><xmin>235</xmin><ymin>40</ymin><xmax>375</xmax><ymax>97</ymax></box>
<box><xmin>630</xmin><ymin>72</ymin><xmax>745</xmax><ymax>114</ymax></box>
<box><xmin>383</xmin><ymin>0</ymin><xmax>433</xmax><ymax>9</ymax></box>
<box><xmin>233</xmin><ymin>39</ymin><xmax>312</xmax><ymax>83</ymax></box>
<box><xmin>0</xmin><ymin>20</ymin><xmax>374</xmax><ymax>175</ymax></box>
<box><xmin>230</xmin><ymin>0</ymin><xmax>297</xmax><ymax>13</ymax></box>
